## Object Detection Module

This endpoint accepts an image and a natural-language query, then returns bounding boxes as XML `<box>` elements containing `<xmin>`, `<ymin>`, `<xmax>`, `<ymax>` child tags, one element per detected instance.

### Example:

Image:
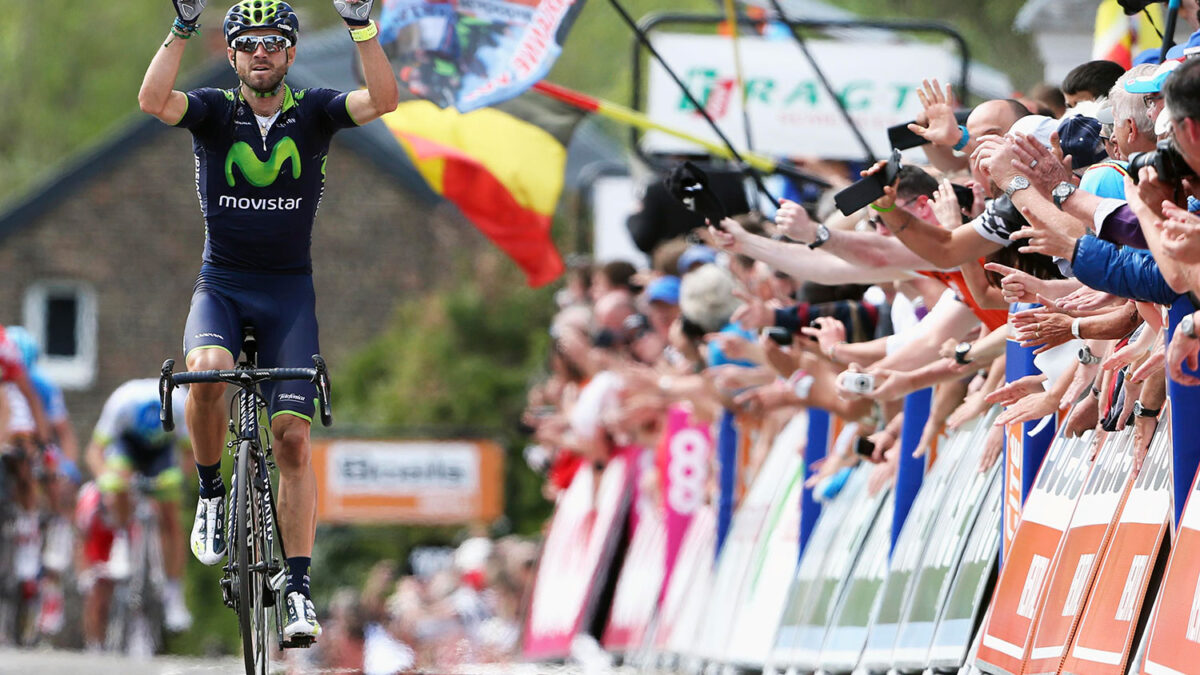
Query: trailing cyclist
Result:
<box><xmin>0</xmin><ymin>326</ymin><xmax>55</xmax><ymax>643</ymax></box>
<box><xmin>138</xmin><ymin>0</ymin><xmax>398</xmax><ymax>640</ymax></box>
<box><xmin>4</xmin><ymin>326</ymin><xmax>82</xmax><ymax>639</ymax></box>
<box><xmin>78</xmin><ymin>379</ymin><xmax>192</xmax><ymax>649</ymax></box>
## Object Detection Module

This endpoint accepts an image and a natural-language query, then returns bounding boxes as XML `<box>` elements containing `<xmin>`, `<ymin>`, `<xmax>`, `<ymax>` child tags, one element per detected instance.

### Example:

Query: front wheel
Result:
<box><xmin>235</xmin><ymin>441</ymin><xmax>269</xmax><ymax>675</ymax></box>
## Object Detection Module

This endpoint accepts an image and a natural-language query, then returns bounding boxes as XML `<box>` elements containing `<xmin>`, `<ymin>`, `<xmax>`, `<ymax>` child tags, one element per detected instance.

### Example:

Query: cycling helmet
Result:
<box><xmin>224</xmin><ymin>0</ymin><xmax>299</xmax><ymax>46</ymax></box>
<box><xmin>5</xmin><ymin>326</ymin><xmax>40</xmax><ymax>370</ymax></box>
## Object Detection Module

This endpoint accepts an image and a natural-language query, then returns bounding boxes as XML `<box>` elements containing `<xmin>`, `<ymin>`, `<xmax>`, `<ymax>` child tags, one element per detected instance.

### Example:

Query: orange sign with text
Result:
<box><xmin>1063</xmin><ymin>417</ymin><xmax>1170</xmax><ymax>675</ymax></box>
<box><xmin>311</xmin><ymin>439</ymin><xmax>503</xmax><ymax>524</ymax></box>
<box><xmin>976</xmin><ymin>433</ymin><xmax>1094</xmax><ymax>675</ymax></box>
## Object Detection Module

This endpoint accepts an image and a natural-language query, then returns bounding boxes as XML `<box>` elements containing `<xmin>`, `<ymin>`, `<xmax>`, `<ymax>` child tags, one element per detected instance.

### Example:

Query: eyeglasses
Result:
<box><xmin>1144</xmin><ymin>92</ymin><xmax>1164</xmax><ymax>108</ymax></box>
<box><xmin>231</xmin><ymin>35</ymin><xmax>292</xmax><ymax>54</ymax></box>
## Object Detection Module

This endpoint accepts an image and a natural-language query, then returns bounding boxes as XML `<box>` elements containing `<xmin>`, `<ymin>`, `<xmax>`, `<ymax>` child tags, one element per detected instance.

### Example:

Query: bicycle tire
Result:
<box><xmin>235</xmin><ymin>440</ymin><xmax>268</xmax><ymax>675</ymax></box>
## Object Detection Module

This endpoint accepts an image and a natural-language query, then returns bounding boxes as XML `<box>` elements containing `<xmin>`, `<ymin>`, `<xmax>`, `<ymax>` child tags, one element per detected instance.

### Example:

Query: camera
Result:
<box><xmin>839</xmin><ymin>371</ymin><xmax>875</xmax><ymax>395</ymax></box>
<box><xmin>763</xmin><ymin>326</ymin><xmax>794</xmax><ymax>346</ymax></box>
<box><xmin>1117</xmin><ymin>0</ymin><xmax>1165</xmax><ymax>15</ymax></box>
<box><xmin>1128</xmin><ymin>139</ymin><xmax>1196</xmax><ymax>185</ymax></box>
<box><xmin>854</xmin><ymin>436</ymin><xmax>876</xmax><ymax>458</ymax></box>
<box><xmin>666</xmin><ymin>161</ymin><xmax>729</xmax><ymax>226</ymax></box>
<box><xmin>833</xmin><ymin>148</ymin><xmax>903</xmax><ymax>216</ymax></box>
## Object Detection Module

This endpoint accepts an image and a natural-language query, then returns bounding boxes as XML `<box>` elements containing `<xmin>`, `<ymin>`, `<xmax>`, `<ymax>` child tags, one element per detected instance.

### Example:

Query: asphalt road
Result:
<box><xmin>0</xmin><ymin>649</ymin><xmax>244</xmax><ymax>675</ymax></box>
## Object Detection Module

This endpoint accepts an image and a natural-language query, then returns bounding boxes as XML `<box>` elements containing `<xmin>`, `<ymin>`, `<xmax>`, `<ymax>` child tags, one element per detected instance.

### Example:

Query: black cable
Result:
<box><xmin>1144</xmin><ymin>7</ymin><xmax>1164</xmax><ymax>40</ymax></box>
<box><xmin>606</xmin><ymin>0</ymin><xmax>779</xmax><ymax>209</ymax></box>
<box><xmin>766</xmin><ymin>0</ymin><xmax>877</xmax><ymax>164</ymax></box>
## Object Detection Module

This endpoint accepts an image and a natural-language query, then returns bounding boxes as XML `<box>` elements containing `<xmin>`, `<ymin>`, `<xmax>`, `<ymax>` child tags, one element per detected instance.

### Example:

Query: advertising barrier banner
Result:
<box><xmin>693</xmin><ymin>416</ymin><xmax>807</xmax><ymax>663</ymax></box>
<box><xmin>642</xmin><ymin>34</ymin><xmax>957</xmax><ymax>159</ymax></box>
<box><xmin>653</xmin><ymin>506</ymin><xmax>715</xmax><ymax>656</ymax></box>
<box><xmin>857</xmin><ymin>417</ymin><xmax>974</xmax><ymax>671</ymax></box>
<box><xmin>601</xmin><ymin>509</ymin><xmax>666</xmax><ymax>653</ymax></box>
<box><xmin>660</xmin><ymin>404</ymin><xmax>712</xmax><ymax>591</ymax></box>
<box><xmin>1022</xmin><ymin>429</ymin><xmax>1134</xmax><ymax>675</ymax></box>
<box><xmin>894</xmin><ymin>417</ymin><xmax>1000</xmax><ymax>670</ymax></box>
<box><xmin>1140</xmin><ymin>422</ymin><xmax>1200</xmax><ymax>675</ymax></box>
<box><xmin>312</xmin><ymin>439</ymin><xmax>502</xmax><ymax>523</ymax></box>
<box><xmin>975</xmin><ymin>432</ymin><xmax>1096</xmax><ymax>674</ymax></box>
<box><xmin>814</xmin><ymin>491</ymin><xmax>895</xmax><ymax>672</ymax></box>
<box><xmin>928</xmin><ymin>475</ymin><xmax>1003</xmax><ymax>670</ymax></box>
<box><xmin>521</xmin><ymin>450</ymin><xmax>635</xmax><ymax>660</ymax></box>
<box><xmin>770</xmin><ymin>465</ymin><xmax>871</xmax><ymax>667</ymax></box>
<box><xmin>1063</xmin><ymin>416</ymin><xmax>1171</xmax><ymax>675</ymax></box>
<box><xmin>777</xmin><ymin>467</ymin><xmax>887</xmax><ymax>669</ymax></box>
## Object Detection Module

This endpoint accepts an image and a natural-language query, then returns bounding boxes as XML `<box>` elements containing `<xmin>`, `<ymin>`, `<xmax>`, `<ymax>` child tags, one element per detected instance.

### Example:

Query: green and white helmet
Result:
<box><xmin>224</xmin><ymin>0</ymin><xmax>299</xmax><ymax>46</ymax></box>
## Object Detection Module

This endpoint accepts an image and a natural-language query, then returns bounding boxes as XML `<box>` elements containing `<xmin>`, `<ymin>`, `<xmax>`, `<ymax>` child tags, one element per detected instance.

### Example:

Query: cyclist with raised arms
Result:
<box><xmin>138</xmin><ymin>0</ymin><xmax>397</xmax><ymax>640</ymax></box>
<box><xmin>77</xmin><ymin>379</ymin><xmax>192</xmax><ymax>647</ymax></box>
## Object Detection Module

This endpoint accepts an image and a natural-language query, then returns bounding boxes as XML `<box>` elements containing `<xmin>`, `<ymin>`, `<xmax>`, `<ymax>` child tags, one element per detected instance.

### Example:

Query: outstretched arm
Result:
<box><xmin>138</xmin><ymin>27</ymin><xmax>193</xmax><ymax>124</ymax></box>
<box><xmin>338</xmin><ymin>0</ymin><xmax>400</xmax><ymax>124</ymax></box>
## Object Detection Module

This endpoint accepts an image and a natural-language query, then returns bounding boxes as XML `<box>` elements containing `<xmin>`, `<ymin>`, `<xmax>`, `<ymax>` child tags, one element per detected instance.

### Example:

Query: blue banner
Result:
<box><xmin>892</xmin><ymin>387</ymin><xmax>932</xmax><ymax>555</ymax></box>
<box><xmin>799</xmin><ymin>407</ymin><xmax>830</xmax><ymax>558</ymax></box>
<box><xmin>379</xmin><ymin>0</ymin><xmax>587</xmax><ymax>112</ymax></box>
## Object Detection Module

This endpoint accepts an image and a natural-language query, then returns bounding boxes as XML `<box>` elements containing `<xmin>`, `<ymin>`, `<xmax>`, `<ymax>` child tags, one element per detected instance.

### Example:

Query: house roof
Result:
<box><xmin>0</xmin><ymin>26</ymin><xmax>440</xmax><ymax>246</ymax></box>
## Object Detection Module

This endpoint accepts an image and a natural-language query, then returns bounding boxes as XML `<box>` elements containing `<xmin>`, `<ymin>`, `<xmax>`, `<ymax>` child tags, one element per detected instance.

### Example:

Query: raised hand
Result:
<box><xmin>774</xmin><ymin>200</ymin><xmax>817</xmax><ymax>243</ymax></box>
<box><xmin>930</xmin><ymin>178</ymin><xmax>964</xmax><ymax>229</ymax></box>
<box><xmin>334</xmin><ymin>0</ymin><xmax>373</xmax><ymax>25</ymax></box>
<box><xmin>906</xmin><ymin>79</ymin><xmax>962</xmax><ymax>147</ymax></box>
<box><xmin>800</xmin><ymin>316</ymin><xmax>846</xmax><ymax>360</ymax></box>
<box><xmin>172</xmin><ymin>0</ymin><xmax>206</xmax><ymax>25</ymax></box>
<box><xmin>1010</xmin><ymin>204</ymin><xmax>1080</xmax><ymax>260</ymax></box>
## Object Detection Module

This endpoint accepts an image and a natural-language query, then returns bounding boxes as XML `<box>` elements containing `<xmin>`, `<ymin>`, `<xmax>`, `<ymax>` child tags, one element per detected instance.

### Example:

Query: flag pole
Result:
<box><xmin>531</xmin><ymin>80</ymin><xmax>830</xmax><ymax>188</ymax></box>
<box><xmin>605</xmin><ymin>0</ymin><xmax>780</xmax><ymax>209</ymax></box>
<box><xmin>765</xmin><ymin>0</ymin><xmax>877</xmax><ymax>164</ymax></box>
<box><xmin>722</xmin><ymin>0</ymin><xmax>756</xmax><ymax>153</ymax></box>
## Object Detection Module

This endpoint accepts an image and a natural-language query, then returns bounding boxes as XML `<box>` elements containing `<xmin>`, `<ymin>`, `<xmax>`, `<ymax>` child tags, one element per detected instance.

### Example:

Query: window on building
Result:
<box><xmin>22</xmin><ymin>281</ymin><xmax>97</xmax><ymax>389</ymax></box>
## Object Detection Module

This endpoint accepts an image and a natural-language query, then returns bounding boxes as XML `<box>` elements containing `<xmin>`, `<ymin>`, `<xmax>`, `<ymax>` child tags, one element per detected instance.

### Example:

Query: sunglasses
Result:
<box><xmin>232</xmin><ymin>35</ymin><xmax>292</xmax><ymax>53</ymax></box>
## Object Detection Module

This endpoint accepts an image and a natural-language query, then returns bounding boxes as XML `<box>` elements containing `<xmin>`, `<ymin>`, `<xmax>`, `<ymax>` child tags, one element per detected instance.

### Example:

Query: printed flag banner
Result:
<box><xmin>1093</xmin><ymin>0</ymin><xmax>1163</xmax><ymax>69</ymax></box>
<box><xmin>380</xmin><ymin>92</ymin><xmax>584</xmax><ymax>286</ymax></box>
<box><xmin>379</xmin><ymin>0</ymin><xmax>587</xmax><ymax>112</ymax></box>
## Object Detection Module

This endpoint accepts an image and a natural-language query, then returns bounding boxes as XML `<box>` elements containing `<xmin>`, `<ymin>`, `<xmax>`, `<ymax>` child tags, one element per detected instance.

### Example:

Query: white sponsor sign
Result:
<box><xmin>643</xmin><ymin>34</ymin><xmax>957</xmax><ymax>159</ymax></box>
<box><xmin>328</xmin><ymin>441</ymin><xmax>480</xmax><ymax>494</ymax></box>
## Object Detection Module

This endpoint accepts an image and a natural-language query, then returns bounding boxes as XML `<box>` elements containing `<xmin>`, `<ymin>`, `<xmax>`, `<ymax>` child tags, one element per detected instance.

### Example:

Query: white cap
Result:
<box><xmin>1009</xmin><ymin>114</ymin><xmax>1058</xmax><ymax>148</ymax></box>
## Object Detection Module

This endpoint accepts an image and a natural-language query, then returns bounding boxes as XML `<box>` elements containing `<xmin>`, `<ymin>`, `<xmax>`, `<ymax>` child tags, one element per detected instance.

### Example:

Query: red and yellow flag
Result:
<box><xmin>1093</xmin><ymin>0</ymin><xmax>1163</xmax><ymax>68</ymax></box>
<box><xmin>381</xmin><ymin>94</ymin><xmax>584</xmax><ymax>287</ymax></box>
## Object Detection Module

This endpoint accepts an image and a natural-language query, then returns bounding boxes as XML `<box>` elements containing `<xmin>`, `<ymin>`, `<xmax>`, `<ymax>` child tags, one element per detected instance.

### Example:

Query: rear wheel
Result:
<box><xmin>235</xmin><ymin>441</ymin><xmax>268</xmax><ymax>675</ymax></box>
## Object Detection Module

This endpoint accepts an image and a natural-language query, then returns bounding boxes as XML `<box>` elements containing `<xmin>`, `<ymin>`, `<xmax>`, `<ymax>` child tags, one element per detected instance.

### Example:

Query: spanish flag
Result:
<box><xmin>381</xmin><ymin>94</ymin><xmax>584</xmax><ymax>287</ymax></box>
<box><xmin>1093</xmin><ymin>0</ymin><xmax>1163</xmax><ymax>68</ymax></box>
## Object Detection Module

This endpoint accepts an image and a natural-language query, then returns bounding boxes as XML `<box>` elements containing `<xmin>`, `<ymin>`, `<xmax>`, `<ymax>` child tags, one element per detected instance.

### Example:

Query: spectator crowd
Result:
<box><xmin>520</xmin><ymin>34</ymin><xmax>1200</xmax><ymax>562</ymax></box>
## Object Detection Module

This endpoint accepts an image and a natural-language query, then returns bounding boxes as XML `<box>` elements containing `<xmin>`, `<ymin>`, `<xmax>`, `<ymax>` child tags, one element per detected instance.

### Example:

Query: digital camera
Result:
<box><xmin>839</xmin><ymin>371</ymin><xmax>875</xmax><ymax>395</ymax></box>
<box><xmin>1128</xmin><ymin>139</ymin><xmax>1196</xmax><ymax>185</ymax></box>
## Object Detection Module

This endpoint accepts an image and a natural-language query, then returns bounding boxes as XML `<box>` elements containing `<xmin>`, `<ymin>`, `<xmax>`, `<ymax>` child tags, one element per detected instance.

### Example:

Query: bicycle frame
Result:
<box><xmin>159</xmin><ymin>333</ymin><xmax>332</xmax><ymax>674</ymax></box>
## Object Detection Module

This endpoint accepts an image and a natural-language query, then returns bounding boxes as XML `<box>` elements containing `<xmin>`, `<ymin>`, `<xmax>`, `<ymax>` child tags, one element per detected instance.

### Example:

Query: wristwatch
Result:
<box><xmin>1133</xmin><ymin>401</ymin><xmax>1162</xmax><ymax>418</ymax></box>
<box><xmin>1004</xmin><ymin>175</ymin><xmax>1031</xmax><ymax>198</ymax></box>
<box><xmin>1052</xmin><ymin>181</ymin><xmax>1077</xmax><ymax>210</ymax></box>
<box><xmin>954</xmin><ymin>341</ymin><xmax>974</xmax><ymax>365</ymax></box>
<box><xmin>1183</xmin><ymin>313</ymin><xmax>1199</xmax><ymax>339</ymax></box>
<box><xmin>808</xmin><ymin>223</ymin><xmax>831</xmax><ymax>250</ymax></box>
<box><xmin>1078</xmin><ymin>346</ymin><xmax>1101</xmax><ymax>365</ymax></box>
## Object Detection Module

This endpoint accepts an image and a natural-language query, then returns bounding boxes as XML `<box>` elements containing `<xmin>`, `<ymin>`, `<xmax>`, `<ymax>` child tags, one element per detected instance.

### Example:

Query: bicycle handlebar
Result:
<box><xmin>159</xmin><ymin>355</ymin><xmax>333</xmax><ymax>431</ymax></box>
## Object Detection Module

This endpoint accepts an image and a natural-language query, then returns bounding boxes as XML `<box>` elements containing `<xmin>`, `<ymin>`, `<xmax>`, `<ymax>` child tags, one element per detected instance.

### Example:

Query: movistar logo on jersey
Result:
<box><xmin>225</xmin><ymin>137</ymin><xmax>301</xmax><ymax>188</ymax></box>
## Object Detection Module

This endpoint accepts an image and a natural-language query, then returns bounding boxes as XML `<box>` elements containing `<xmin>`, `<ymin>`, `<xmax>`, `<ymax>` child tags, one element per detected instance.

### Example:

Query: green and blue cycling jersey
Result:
<box><xmin>175</xmin><ymin>84</ymin><xmax>359</xmax><ymax>273</ymax></box>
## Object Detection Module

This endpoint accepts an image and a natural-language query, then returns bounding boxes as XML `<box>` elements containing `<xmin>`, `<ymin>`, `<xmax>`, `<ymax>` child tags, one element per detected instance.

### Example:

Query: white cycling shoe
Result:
<box><xmin>190</xmin><ymin>494</ymin><xmax>227</xmax><ymax>566</ymax></box>
<box><xmin>283</xmin><ymin>591</ymin><xmax>321</xmax><ymax>640</ymax></box>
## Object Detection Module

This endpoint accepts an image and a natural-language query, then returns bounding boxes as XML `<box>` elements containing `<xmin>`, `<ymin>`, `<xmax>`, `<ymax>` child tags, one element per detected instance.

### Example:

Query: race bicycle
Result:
<box><xmin>159</xmin><ymin>326</ymin><xmax>332</xmax><ymax>675</ymax></box>
<box><xmin>104</xmin><ymin>474</ymin><xmax>167</xmax><ymax>656</ymax></box>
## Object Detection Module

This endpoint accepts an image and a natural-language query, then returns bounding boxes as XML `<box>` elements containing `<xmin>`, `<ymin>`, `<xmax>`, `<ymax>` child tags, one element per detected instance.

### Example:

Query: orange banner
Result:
<box><xmin>311</xmin><ymin>439</ymin><xmax>503</xmax><ymax>524</ymax></box>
